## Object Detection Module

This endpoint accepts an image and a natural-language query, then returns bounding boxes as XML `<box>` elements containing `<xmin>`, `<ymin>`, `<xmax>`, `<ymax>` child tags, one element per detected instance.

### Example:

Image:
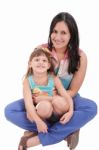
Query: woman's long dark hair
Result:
<box><xmin>48</xmin><ymin>12</ymin><xmax>80</xmax><ymax>74</ymax></box>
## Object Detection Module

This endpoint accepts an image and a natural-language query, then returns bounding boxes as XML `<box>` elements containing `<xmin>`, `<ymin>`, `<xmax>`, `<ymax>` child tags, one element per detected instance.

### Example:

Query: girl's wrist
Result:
<box><xmin>51</xmin><ymin>96</ymin><xmax>53</xmax><ymax>101</ymax></box>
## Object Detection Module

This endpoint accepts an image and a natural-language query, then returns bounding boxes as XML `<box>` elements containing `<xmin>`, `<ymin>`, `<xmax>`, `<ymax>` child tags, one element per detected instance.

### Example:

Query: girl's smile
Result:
<box><xmin>30</xmin><ymin>55</ymin><xmax>50</xmax><ymax>74</ymax></box>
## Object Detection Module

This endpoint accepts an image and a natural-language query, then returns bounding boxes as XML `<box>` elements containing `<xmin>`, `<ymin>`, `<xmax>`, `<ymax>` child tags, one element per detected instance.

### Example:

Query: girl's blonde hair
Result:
<box><xmin>25</xmin><ymin>47</ymin><xmax>55</xmax><ymax>78</ymax></box>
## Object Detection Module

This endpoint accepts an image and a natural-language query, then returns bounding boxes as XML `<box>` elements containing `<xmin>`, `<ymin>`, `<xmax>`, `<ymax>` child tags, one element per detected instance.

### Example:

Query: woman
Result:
<box><xmin>5</xmin><ymin>12</ymin><xmax>97</xmax><ymax>150</ymax></box>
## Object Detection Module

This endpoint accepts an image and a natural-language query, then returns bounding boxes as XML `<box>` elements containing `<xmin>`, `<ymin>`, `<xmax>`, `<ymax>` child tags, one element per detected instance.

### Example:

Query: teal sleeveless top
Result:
<box><xmin>28</xmin><ymin>75</ymin><xmax>55</xmax><ymax>96</ymax></box>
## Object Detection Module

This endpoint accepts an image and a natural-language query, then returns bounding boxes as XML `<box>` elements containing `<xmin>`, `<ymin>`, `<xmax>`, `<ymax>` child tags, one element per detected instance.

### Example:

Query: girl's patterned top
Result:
<box><xmin>28</xmin><ymin>75</ymin><xmax>55</xmax><ymax>96</ymax></box>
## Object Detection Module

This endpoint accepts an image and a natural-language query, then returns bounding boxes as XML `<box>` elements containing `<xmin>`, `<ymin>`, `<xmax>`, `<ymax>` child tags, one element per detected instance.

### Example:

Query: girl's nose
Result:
<box><xmin>39</xmin><ymin>60</ymin><xmax>43</xmax><ymax>64</ymax></box>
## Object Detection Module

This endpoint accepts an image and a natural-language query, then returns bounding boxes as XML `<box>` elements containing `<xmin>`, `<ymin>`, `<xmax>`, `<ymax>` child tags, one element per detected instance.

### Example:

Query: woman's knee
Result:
<box><xmin>4</xmin><ymin>99</ymin><xmax>25</xmax><ymax>120</ymax></box>
<box><xmin>4</xmin><ymin>104</ymin><xmax>11</xmax><ymax>120</ymax></box>
<box><xmin>88</xmin><ymin>100</ymin><xmax>97</xmax><ymax>118</ymax></box>
<box><xmin>36</xmin><ymin>101</ymin><xmax>53</xmax><ymax>119</ymax></box>
<box><xmin>74</xmin><ymin>96</ymin><xmax>97</xmax><ymax>118</ymax></box>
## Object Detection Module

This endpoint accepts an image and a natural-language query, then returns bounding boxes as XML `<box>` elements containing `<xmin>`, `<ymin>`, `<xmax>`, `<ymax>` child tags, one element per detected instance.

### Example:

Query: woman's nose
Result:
<box><xmin>55</xmin><ymin>33</ymin><xmax>61</xmax><ymax>40</ymax></box>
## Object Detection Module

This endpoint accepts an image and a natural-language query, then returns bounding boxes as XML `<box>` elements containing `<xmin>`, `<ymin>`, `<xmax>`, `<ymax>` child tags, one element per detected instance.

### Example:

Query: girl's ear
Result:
<box><xmin>48</xmin><ymin>63</ymin><xmax>51</xmax><ymax>69</ymax></box>
<box><xmin>28</xmin><ymin>61</ymin><xmax>31</xmax><ymax>67</ymax></box>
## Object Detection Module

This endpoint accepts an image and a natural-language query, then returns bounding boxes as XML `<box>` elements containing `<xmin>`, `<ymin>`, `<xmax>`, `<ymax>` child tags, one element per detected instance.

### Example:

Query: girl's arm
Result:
<box><xmin>54</xmin><ymin>76</ymin><xmax>73</xmax><ymax>113</ymax></box>
<box><xmin>67</xmin><ymin>51</ymin><xmax>87</xmax><ymax>97</ymax></box>
<box><xmin>23</xmin><ymin>78</ymin><xmax>48</xmax><ymax>133</ymax></box>
<box><xmin>54</xmin><ymin>76</ymin><xmax>73</xmax><ymax>124</ymax></box>
<box><xmin>23</xmin><ymin>78</ymin><xmax>39</xmax><ymax>122</ymax></box>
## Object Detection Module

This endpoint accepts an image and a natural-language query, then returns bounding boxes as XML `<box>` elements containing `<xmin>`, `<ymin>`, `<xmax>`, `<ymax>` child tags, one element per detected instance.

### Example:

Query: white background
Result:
<box><xmin>0</xmin><ymin>0</ymin><xmax>99</xmax><ymax>149</ymax></box>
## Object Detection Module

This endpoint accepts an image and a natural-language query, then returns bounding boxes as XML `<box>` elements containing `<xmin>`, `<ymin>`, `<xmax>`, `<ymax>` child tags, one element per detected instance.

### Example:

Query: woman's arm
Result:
<box><xmin>67</xmin><ymin>51</ymin><xmax>87</xmax><ymax>97</ymax></box>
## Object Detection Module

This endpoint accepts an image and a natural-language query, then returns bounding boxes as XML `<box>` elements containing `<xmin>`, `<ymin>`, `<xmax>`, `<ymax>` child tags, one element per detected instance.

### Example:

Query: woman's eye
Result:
<box><xmin>61</xmin><ymin>31</ymin><xmax>66</xmax><ymax>35</ymax></box>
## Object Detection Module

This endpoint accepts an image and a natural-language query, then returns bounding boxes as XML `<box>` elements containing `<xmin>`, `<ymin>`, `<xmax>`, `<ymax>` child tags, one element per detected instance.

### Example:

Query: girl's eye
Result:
<box><xmin>35</xmin><ymin>58</ymin><xmax>39</xmax><ymax>61</ymax></box>
<box><xmin>52</xmin><ymin>29</ymin><xmax>57</xmax><ymax>33</ymax></box>
<box><xmin>43</xmin><ymin>59</ymin><xmax>47</xmax><ymax>62</ymax></box>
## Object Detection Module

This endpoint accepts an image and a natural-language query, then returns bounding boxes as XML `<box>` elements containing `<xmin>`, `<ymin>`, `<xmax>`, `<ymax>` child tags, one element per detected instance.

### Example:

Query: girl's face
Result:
<box><xmin>30</xmin><ymin>54</ymin><xmax>50</xmax><ymax>74</ymax></box>
<box><xmin>51</xmin><ymin>21</ymin><xmax>71</xmax><ymax>51</ymax></box>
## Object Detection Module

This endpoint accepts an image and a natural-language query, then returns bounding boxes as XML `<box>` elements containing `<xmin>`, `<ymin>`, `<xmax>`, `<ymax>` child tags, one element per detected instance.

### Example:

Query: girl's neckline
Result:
<box><xmin>32</xmin><ymin>75</ymin><xmax>49</xmax><ymax>86</ymax></box>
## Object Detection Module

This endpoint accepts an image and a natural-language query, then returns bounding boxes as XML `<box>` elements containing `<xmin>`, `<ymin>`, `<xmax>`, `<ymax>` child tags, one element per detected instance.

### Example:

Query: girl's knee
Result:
<box><xmin>36</xmin><ymin>101</ymin><xmax>53</xmax><ymax>119</ymax></box>
<box><xmin>52</xmin><ymin>96</ymin><xmax>69</xmax><ymax>115</ymax></box>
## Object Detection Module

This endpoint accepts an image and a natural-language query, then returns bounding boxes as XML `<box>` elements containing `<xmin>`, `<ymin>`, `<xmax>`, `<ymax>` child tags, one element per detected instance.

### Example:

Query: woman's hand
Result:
<box><xmin>59</xmin><ymin>111</ymin><xmax>73</xmax><ymax>124</ymax></box>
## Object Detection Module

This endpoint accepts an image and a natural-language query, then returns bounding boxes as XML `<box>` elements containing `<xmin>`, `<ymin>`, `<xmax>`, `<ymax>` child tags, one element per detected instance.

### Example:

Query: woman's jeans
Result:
<box><xmin>4</xmin><ymin>94</ymin><xmax>97</xmax><ymax>146</ymax></box>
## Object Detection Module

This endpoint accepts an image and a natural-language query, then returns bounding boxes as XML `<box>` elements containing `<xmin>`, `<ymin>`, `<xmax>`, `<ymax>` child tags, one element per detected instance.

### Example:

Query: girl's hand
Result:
<box><xmin>35</xmin><ymin>119</ymin><xmax>48</xmax><ymax>133</ymax></box>
<box><xmin>59</xmin><ymin>111</ymin><xmax>73</xmax><ymax>124</ymax></box>
<box><xmin>34</xmin><ymin>96</ymin><xmax>45</xmax><ymax>103</ymax></box>
<box><xmin>26</xmin><ymin>112</ymin><xmax>48</xmax><ymax>133</ymax></box>
<box><xmin>34</xmin><ymin>95</ymin><xmax>52</xmax><ymax>103</ymax></box>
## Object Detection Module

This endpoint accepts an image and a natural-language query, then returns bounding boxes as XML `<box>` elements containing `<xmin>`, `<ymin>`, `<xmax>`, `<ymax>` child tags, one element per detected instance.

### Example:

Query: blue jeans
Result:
<box><xmin>4</xmin><ymin>94</ymin><xmax>97</xmax><ymax>146</ymax></box>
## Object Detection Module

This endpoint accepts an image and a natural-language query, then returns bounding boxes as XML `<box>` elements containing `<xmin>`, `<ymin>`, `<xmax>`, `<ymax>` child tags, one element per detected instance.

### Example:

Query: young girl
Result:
<box><xmin>24</xmin><ymin>47</ymin><xmax>73</xmax><ymax>123</ymax></box>
<box><xmin>18</xmin><ymin>47</ymin><xmax>73</xmax><ymax>149</ymax></box>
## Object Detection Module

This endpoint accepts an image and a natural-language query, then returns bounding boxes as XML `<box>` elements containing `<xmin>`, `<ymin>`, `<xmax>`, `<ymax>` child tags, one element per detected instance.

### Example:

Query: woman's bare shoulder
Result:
<box><xmin>79</xmin><ymin>49</ymin><xmax>87</xmax><ymax>61</ymax></box>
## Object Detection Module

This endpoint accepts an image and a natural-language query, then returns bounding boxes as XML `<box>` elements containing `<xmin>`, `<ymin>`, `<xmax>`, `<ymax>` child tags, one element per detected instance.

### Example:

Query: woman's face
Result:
<box><xmin>51</xmin><ymin>21</ymin><xmax>71</xmax><ymax>51</ymax></box>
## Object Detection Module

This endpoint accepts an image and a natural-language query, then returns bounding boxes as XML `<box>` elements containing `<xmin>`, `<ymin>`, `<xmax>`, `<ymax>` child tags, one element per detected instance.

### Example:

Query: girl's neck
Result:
<box><xmin>33</xmin><ymin>73</ymin><xmax>48</xmax><ymax>85</ymax></box>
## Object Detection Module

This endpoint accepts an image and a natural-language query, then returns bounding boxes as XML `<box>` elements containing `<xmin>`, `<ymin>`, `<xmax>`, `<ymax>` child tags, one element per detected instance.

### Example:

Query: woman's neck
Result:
<box><xmin>54</xmin><ymin>48</ymin><xmax>67</xmax><ymax>61</ymax></box>
<box><xmin>56</xmin><ymin>51</ymin><xmax>65</xmax><ymax>61</ymax></box>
